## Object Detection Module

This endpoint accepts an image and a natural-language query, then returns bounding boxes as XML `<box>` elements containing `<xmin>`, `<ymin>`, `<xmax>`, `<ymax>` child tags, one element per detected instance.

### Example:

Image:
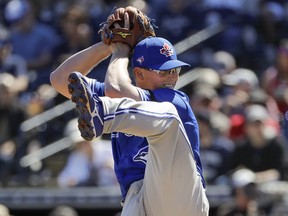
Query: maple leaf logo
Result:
<box><xmin>160</xmin><ymin>43</ymin><xmax>173</xmax><ymax>57</ymax></box>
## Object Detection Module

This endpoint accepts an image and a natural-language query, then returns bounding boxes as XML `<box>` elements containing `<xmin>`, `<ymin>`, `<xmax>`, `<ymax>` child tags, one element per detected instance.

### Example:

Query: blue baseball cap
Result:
<box><xmin>132</xmin><ymin>37</ymin><xmax>190</xmax><ymax>70</ymax></box>
<box><xmin>4</xmin><ymin>0</ymin><xmax>30</xmax><ymax>24</ymax></box>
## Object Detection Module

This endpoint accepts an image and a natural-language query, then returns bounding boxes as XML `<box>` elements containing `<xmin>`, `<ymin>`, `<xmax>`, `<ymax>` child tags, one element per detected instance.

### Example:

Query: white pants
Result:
<box><xmin>101</xmin><ymin>97</ymin><xmax>209</xmax><ymax>216</ymax></box>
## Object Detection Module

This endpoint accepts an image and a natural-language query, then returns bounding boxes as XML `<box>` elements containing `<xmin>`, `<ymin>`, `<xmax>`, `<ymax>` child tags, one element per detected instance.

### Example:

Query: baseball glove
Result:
<box><xmin>99</xmin><ymin>6</ymin><xmax>156</xmax><ymax>48</ymax></box>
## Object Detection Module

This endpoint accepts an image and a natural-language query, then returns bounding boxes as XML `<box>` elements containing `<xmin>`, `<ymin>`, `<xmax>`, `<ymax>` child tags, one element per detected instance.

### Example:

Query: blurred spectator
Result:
<box><xmin>239</xmin><ymin>23</ymin><xmax>263</xmax><ymax>72</ymax></box>
<box><xmin>229</xmin><ymin>104</ymin><xmax>286</xmax><ymax>181</ymax></box>
<box><xmin>189</xmin><ymin>73</ymin><xmax>235</xmax><ymax>185</ymax></box>
<box><xmin>49</xmin><ymin>205</ymin><xmax>78</xmax><ymax>216</ymax></box>
<box><xmin>0</xmin><ymin>139</ymin><xmax>16</xmax><ymax>186</ymax></box>
<box><xmin>190</xmin><ymin>84</ymin><xmax>221</xmax><ymax>115</ymax></box>
<box><xmin>247</xmin><ymin>88</ymin><xmax>281</xmax><ymax>136</ymax></box>
<box><xmin>84</xmin><ymin>0</ymin><xmax>112</xmax><ymax>41</ymax></box>
<box><xmin>0</xmin><ymin>25</ymin><xmax>28</xmax><ymax>92</ymax></box>
<box><xmin>222</xmin><ymin>68</ymin><xmax>259</xmax><ymax>115</ymax></box>
<box><xmin>24</xmin><ymin>84</ymin><xmax>58</xmax><ymax>118</ymax></box>
<box><xmin>202</xmin><ymin>0</ymin><xmax>248</xmax><ymax>12</ymax></box>
<box><xmin>261</xmin><ymin>39</ymin><xmax>288</xmax><ymax>116</ymax></box>
<box><xmin>197</xmin><ymin>111</ymin><xmax>234</xmax><ymax>185</ymax></box>
<box><xmin>0</xmin><ymin>137</ymin><xmax>52</xmax><ymax>187</ymax></box>
<box><xmin>54</xmin><ymin>1</ymin><xmax>111</xmax><ymax>82</ymax></box>
<box><xmin>114</xmin><ymin>0</ymin><xmax>151</xmax><ymax>15</ymax></box>
<box><xmin>54</xmin><ymin>4</ymin><xmax>93</xmax><ymax>66</ymax></box>
<box><xmin>57</xmin><ymin>118</ymin><xmax>117</xmax><ymax>187</ymax></box>
<box><xmin>155</xmin><ymin>0</ymin><xmax>201</xmax><ymax>44</ymax></box>
<box><xmin>189</xmin><ymin>69</ymin><xmax>232</xmax><ymax>140</ymax></box>
<box><xmin>256</xmin><ymin>1</ymin><xmax>286</xmax><ymax>45</ymax></box>
<box><xmin>228</xmin><ymin>86</ymin><xmax>281</xmax><ymax>144</ymax></box>
<box><xmin>261</xmin><ymin>39</ymin><xmax>288</xmax><ymax>144</ymax></box>
<box><xmin>0</xmin><ymin>73</ymin><xmax>26</xmax><ymax>144</ymax></box>
<box><xmin>210</xmin><ymin>51</ymin><xmax>237</xmax><ymax>76</ymax></box>
<box><xmin>201</xmin><ymin>0</ymin><xmax>267</xmax><ymax>72</ymax></box>
<box><xmin>4</xmin><ymin>0</ymin><xmax>60</xmax><ymax>91</ymax></box>
<box><xmin>188</xmin><ymin>67</ymin><xmax>222</xmax><ymax>105</ymax></box>
<box><xmin>21</xmin><ymin>83</ymin><xmax>61</xmax><ymax>146</ymax></box>
<box><xmin>193</xmin><ymin>67</ymin><xmax>222</xmax><ymax>90</ymax></box>
<box><xmin>0</xmin><ymin>73</ymin><xmax>31</xmax><ymax>187</ymax></box>
<box><xmin>217</xmin><ymin>168</ymin><xmax>267</xmax><ymax>216</ymax></box>
<box><xmin>247</xmin><ymin>88</ymin><xmax>277</xmax><ymax>118</ymax></box>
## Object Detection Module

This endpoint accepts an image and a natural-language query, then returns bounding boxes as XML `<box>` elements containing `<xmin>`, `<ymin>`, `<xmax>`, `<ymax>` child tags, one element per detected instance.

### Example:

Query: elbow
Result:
<box><xmin>50</xmin><ymin>71</ymin><xmax>57</xmax><ymax>88</ymax></box>
<box><xmin>105</xmin><ymin>84</ymin><xmax>122</xmax><ymax>98</ymax></box>
<box><xmin>50</xmin><ymin>70</ymin><xmax>63</xmax><ymax>94</ymax></box>
<box><xmin>49</xmin><ymin>70</ymin><xmax>71</xmax><ymax>99</ymax></box>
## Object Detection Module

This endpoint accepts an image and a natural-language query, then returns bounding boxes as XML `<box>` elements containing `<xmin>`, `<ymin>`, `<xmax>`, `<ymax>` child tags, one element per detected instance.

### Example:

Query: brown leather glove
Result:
<box><xmin>99</xmin><ymin>6</ymin><xmax>156</xmax><ymax>48</ymax></box>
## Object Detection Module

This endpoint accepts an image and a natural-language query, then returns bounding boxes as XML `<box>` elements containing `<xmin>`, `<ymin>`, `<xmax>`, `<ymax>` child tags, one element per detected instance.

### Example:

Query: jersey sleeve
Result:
<box><xmin>137</xmin><ymin>87</ymin><xmax>151</xmax><ymax>101</ymax></box>
<box><xmin>94</xmin><ymin>81</ymin><xmax>105</xmax><ymax>97</ymax></box>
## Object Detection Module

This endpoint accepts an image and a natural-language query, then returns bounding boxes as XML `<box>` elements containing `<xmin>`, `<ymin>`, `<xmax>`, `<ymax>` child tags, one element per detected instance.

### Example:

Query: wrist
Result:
<box><xmin>93</xmin><ymin>42</ymin><xmax>112</xmax><ymax>57</ymax></box>
<box><xmin>111</xmin><ymin>42</ymin><xmax>130</xmax><ymax>56</ymax></box>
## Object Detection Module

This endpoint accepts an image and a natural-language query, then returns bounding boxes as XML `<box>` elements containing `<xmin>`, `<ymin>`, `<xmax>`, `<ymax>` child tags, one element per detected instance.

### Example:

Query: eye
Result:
<box><xmin>169</xmin><ymin>67</ymin><xmax>181</xmax><ymax>75</ymax></box>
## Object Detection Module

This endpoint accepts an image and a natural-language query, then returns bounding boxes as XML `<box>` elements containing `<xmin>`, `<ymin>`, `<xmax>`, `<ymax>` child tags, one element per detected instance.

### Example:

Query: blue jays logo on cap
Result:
<box><xmin>160</xmin><ymin>43</ymin><xmax>173</xmax><ymax>57</ymax></box>
<box><xmin>132</xmin><ymin>37</ymin><xmax>190</xmax><ymax>71</ymax></box>
<box><xmin>136</xmin><ymin>56</ymin><xmax>144</xmax><ymax>65</ymax></box>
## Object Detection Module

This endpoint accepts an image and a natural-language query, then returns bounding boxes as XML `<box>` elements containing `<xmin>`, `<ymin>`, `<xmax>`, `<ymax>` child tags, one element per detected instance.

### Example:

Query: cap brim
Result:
<box><xmin>149</xmin><ymin>59</ymin><xmax>190</xmax><ymax>70</ymax></box>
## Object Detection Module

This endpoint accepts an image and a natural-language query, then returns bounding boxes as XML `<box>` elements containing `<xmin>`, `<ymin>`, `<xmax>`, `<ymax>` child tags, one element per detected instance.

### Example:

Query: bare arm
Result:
<box><xmin>50</xmin><ymin>42</ymin><xmax>111</xmax><ymax>99</ymax></box>
<box><xmin>105</xmin><ymin>42</ymin><xmax>141</xmax><ymax>101</ymax></box>
<box><xmin>104</xmin><ymin>12</ymin><xmax>141</xmax><ymax>101</ymax></box>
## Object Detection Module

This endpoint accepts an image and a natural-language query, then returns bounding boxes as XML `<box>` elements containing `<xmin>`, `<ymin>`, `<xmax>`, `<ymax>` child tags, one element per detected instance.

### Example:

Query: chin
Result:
<box><xmin>163</xmin><ymin>85</ymin><xmax>174</xmax><ymax>89</ymax></box>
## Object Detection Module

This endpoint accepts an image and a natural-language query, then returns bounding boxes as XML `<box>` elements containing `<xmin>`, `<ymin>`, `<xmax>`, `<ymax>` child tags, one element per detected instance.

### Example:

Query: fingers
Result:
<box><xmin>124</xmin><ymin>12</ymin><xmax>130</xmax><ymax>29</ymax></box>
<box><xmin>113</xmin><ymin>7</ymin><xmax>125</xmax><ymax>20</ymax></box>
<box><xmin>113</xmin><ymin>12</ymin><xmax>129</xmax><ymax>29</ymax></box>
<box><xmin>107</xmin><ymin>14</ymin><xmax>114</xmax><ymax>24</ymax></box>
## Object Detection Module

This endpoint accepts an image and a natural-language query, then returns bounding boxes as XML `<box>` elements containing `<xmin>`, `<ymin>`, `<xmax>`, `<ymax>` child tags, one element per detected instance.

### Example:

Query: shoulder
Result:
<box><xmin>152</xmin><ymin>88</ymin><xmax>189</xmax><ymax>102</ymax></box>
<box><xmin>137</xmin><ymin>87</ymin><xmax>190</xmax><ymax>111</ymax></box>
<box><xmin>268</xmin><ymin>136</ymin><xmax>286</xmax><ymax>150</ymax></box>
<box><xmin>36</xmin><ymin>23</ymin><xmax>58</xmax><ymax>35</ymax></box>
<box><xmin>5</xmin><ymin>54</ymin><xmax>26</xmax><ymax>64</ymax></box>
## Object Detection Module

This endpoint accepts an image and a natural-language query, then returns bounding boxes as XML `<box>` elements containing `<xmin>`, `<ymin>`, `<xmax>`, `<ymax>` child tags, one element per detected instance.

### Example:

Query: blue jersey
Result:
<box><xmin>95</xmin><ymin>82</ymin><xmax>205</xmax><ymax>198</ymax></box>
<box><xmin>138</xmin><ymin>88</ymin><xmax>205</xmax><ymax>185</ymax></box>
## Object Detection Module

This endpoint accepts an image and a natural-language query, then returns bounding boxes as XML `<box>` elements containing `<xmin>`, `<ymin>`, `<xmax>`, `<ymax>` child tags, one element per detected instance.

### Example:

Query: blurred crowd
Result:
<box><xmin>0</xmin><ymin>0</ymin><xmax>288</xmax><ymax>215</ymax></box>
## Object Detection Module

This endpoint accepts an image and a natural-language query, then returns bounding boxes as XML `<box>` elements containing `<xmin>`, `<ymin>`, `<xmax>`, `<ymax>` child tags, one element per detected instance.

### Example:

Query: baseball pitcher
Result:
<box><xmin>51</xmin><ymin>6</ymin><xmax>209</xmax><ymax>216</ymax></box>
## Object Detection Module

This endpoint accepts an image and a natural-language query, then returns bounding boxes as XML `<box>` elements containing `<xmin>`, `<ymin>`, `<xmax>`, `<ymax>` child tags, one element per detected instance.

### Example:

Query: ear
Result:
<box><xmin>134</xmin><ymin>67</ymin><xmax>144</xmax><ymax>81</ymax></box>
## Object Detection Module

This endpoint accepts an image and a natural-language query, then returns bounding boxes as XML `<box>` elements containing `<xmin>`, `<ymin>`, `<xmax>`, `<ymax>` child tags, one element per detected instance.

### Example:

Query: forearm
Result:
<box><xmin>105</xmin><ymin>49</ymin><xmax>140</xmax><ymax>100</ymax></box>
<box><xmin>105</xmin><ymin>52</ymin><xmax>131</xmax><ymax>92</ymax></box>
<box><xmin>50</xmin><ymin>42</ymin><xmax>111</xmax><ymax>98</ymax></box>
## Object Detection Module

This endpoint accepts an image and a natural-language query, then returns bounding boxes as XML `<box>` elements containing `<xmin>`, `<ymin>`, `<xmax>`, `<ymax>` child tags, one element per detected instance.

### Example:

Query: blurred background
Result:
<box><xmin>0</xmin><ymin>0</ymin><xmax>288</xmax><ymax>215</ymax></box>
